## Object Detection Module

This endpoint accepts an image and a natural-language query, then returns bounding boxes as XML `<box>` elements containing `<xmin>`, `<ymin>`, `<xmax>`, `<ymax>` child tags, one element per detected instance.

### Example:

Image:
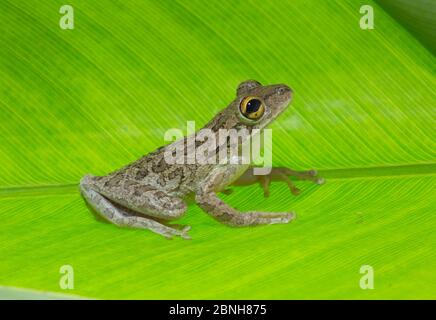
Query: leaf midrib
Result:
<box><xmin>1</xmin><ymin>163</ymin><xmax>434</xmax><ymax>198</ymax></box>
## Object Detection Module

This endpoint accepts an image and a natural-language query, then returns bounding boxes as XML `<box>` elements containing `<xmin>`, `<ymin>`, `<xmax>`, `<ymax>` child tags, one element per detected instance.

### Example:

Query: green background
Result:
<box><xmin>0</xmin><ymin>0</ymin><xmax>435</xmax><ymax>299</ymax></box>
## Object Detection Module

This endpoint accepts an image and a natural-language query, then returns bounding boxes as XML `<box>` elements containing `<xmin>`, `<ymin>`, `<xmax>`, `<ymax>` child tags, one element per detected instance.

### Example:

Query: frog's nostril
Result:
<box><xmin>277</xmin><ymin>86</ymin><xmax>291</xmax><ymax>95</ymax></box>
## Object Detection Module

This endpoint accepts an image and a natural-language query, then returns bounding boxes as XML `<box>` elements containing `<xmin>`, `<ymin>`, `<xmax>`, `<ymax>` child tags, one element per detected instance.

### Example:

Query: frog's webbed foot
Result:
<box><xmin>162</xmin><ymin>224</ymin><xmax>192</xmax><ymax>240</ymax></box>
<box><xmin>233</xmin><ymin>167</ymin><xmax>325</xmax><ymax>198</ymax></box>
<box><xmin>161</xmin><ymin>225</ymin><xmax>192</xmax><ymax>240</ymax></box>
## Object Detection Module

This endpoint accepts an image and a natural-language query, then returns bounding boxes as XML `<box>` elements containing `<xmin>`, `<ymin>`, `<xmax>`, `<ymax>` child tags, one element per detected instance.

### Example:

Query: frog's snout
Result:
<box><xmin>276</xmin><ymin>84</ymin><xmax>292</xmax><ymax>96</ymax></box>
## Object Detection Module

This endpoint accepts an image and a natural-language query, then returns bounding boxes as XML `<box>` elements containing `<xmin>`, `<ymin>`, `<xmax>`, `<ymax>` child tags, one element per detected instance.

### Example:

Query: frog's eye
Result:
<box><xmin>239</xmin><ymin>97</ymin><xmax>265</xmax><ymax>120</ymax></box>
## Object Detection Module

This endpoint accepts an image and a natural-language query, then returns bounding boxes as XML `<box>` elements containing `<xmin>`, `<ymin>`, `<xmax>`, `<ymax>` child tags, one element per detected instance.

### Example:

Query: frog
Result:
<box><xmin>79</xmin><ymin>80</ymin><xmax>324</xmax><ymax>239</ymax></box>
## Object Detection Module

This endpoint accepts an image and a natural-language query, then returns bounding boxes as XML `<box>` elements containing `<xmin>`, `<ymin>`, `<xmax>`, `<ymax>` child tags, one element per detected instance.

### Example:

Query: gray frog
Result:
<box><xmin>80</xmin><ymin>80</ymin><xmax>324</xmax><ymax>239</ymax></box>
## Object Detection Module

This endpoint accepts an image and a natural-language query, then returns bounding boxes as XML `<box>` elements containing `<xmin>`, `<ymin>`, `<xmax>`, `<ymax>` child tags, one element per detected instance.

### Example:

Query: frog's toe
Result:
<box><xmin>269</xmin><ymin>211</ymin><xmax>296</xmax><ymax>224</ymax></box>
<box><xmin>182</xmin><ymin>225</ymin><xmax>191</xmax><ymax>232</ymax></box>
<box><xmin>315</xmin><ymin>177</ymin><xmax>325</xmax><ymax>185</ymax></box>
<box><xmin>307</xmin><ymin>169</ymin><xmax>318</xmax><ymax>176</ymax></box>
<box><xmin>163</xmin><ymin>225</ymin><xmax>192</xmax><ymax>240</ymax></box>
<box><xmin>307</xmin><ymin>170</ymin><xmax>326</xmax><ymax>185</ymax></box>
<box><xmin>284</xmin><ymin>211</ymin><xmax>296</xmax><ymax>222</ymax></box>
<box><xmin>259</xmin><ymin>175</ymin><xmax>271</xmax><ymax>198</ymax></box>
<box><xmin>296</xmin><ymin>169</ymin><xmax>325</xmax><ymax>185</ymax></box>
<box><xmin>273</xmin><ymin>171</ymin><xmax>301</xmax><ymax>196</ymax></box>
<box><xmin>290</xmin><ymin>186</ymin><xmax>301</xmax><ymax>196</ymax></box>
<box><xmin>180</xmin><ymin>225</ymin><xmax>192</xmax><ymax>240</ymax></box>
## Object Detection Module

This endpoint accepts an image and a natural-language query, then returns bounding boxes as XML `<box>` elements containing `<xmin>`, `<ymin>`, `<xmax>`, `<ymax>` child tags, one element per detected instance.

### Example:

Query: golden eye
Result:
<box><xmin>239</xmin><ymin>97</ymin><xmax>265</xmax><ymax>120</ymax></box>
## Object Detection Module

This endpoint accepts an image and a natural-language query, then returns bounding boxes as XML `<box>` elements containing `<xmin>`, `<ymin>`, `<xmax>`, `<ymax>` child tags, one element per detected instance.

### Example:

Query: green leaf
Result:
<box><xmin>377</xmin><ymin>0</ymin><xmax>436</xmax><ymax>54</ymax></box>
<box><xmin>0</xmin><ymin>0</ymin><xmax>435</xmax><ymax>299</ymax></box>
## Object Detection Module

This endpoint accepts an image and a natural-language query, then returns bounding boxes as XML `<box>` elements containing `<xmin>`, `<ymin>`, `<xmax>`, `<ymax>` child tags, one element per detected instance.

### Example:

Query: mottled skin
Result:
<box><xmin>80</xmin><ymin>80</ymin><xmax>324</xmax><ymax>239</ymax></box>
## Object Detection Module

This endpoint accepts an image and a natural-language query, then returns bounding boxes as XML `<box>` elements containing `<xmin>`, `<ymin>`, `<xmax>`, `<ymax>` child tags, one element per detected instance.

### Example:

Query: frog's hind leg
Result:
<box><xmin>79</xmin><ymin>175</ymin><xmax>191</xmax><ymax>239</ymax></box>
<box><xmin>83</xmin><ymin>175</ymin><xmax>188</xmax><ymax>221</ymax></box>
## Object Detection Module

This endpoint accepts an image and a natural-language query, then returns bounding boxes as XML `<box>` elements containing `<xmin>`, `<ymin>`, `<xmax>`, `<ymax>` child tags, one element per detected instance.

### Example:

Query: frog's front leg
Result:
<box><xmin>232</xmin><ymin>167</ymin><xmax>325</xmax><ymax>197</ymax></box>
<box><xmin>79</xmin><ymin>175</ymin><xmax>190</xmax><ymax>239</ymax></box>
<box><xmin>195</xmin><ymin>167</ymin><xmax>295</xmax><ymax>227</ymax></box>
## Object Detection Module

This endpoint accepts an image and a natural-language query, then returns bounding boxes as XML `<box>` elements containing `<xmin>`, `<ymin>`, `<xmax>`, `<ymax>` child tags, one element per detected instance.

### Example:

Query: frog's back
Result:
<box><xmin>89</xmin><ymin>138</ymin><xmax>214</xmax><ymax>196</ymax></box>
